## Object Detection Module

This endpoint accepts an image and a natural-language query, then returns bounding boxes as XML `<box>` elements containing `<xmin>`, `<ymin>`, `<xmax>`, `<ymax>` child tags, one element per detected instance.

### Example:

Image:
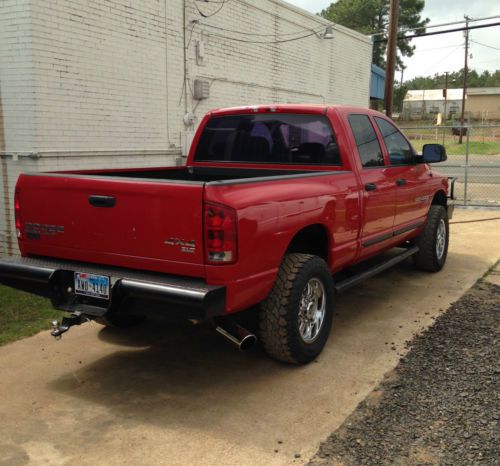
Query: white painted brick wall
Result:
<box><xmin>0</xmin><ymin>0</ymin><xmax>372</xmax><ymax>256</ymax></box>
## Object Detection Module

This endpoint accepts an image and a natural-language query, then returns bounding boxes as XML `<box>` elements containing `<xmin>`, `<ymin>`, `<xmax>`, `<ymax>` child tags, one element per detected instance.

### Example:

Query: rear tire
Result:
<box><xmin>259</xmin><ymin>253</ymin><xmax>334</xmax><ymax>365</ymax></box>
<box><xmin>413</xmin><ymin>205</ymin><xmax>449</xmax><ymax>272</ymax></box>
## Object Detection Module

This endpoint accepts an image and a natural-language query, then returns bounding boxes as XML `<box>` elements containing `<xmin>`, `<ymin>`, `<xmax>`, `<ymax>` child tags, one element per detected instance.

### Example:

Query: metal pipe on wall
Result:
<box><xmin>0</xmin><ymin>89</ymin><xmax>13</xmax><ymax>256</ymax></box>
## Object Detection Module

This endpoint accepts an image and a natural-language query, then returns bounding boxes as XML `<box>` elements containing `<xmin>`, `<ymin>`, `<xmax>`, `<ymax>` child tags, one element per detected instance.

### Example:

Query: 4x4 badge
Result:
<box><xmin>164</xmin><ymin>237</ymin><xmax>196</xmax><ymax>254</ymax></box>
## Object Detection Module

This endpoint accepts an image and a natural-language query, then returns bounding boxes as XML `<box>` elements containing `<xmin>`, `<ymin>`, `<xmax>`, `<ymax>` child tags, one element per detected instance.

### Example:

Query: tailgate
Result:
<box><xmin>16</xmin><ymin>174</ymin><xmax>206</xmax><ymax>277</ymax></box>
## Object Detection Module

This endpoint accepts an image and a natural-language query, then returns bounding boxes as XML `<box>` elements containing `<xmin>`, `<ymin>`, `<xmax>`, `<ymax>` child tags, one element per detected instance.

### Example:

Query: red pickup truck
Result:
<box><xmin>0</xmin><ymin>105</ymin><xmax>453</xmax><ymax>364</ymax></box>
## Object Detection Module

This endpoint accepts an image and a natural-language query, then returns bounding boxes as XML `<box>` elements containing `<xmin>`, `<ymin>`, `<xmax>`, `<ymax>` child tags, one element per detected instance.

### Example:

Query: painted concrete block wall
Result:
<box><xmin>28</xmin><ymin>0</ymin><xmax>179</xmax><ymax>152</ymax></box>
<box><xmin>185</xmin><ymin>0</ymin><xmax>372</xmax><ymax>126</ymax></box>
<box><xmin>2</xmin><ymin>0</ymin><xmax>371</xmax><ymax>154</ymax></box>
<box><xmin>0</xmin><ymin>0</ymin><xmax>35</xmax><ymax>255</ymax></box>
<box><xmin>0</xmin><ymin>0</ymin><xmax>372</xmax><ymax>256</ymax></box>
<box><xmin>0</xmin><ymin>0</ymin><xmax>37</xmax><ymax>152</ymax></box>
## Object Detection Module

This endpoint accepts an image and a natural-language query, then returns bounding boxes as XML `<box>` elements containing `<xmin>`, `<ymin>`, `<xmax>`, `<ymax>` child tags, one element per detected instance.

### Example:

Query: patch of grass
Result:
<box><xmin>407</xmin><ymin>138</ymin><xmax>500</xmax><ymax>156</ymax></box>
<box><xmin>0</xmin><ymin>285</ymin><xmax>62</xmax><ymax>346</ymax></box>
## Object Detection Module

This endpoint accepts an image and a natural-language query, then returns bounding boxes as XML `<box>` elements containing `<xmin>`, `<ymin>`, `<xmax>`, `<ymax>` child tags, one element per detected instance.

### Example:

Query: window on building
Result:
<box><xmin>348</xmin><ymin>114</ymin><xmax>385</xmax><ymax>167</ymax></box>
<box><xmin>374</xmin><ymin>117</ymin><xmax>414</xmax><ymax>165</ymax></box>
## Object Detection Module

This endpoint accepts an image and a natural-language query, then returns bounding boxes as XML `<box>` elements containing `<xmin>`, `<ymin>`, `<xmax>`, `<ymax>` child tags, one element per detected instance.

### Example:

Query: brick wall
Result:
<box><xmin>0</xmin><ymin>0</ymin><xmax>372</xmax><ymax>256</ymax></box>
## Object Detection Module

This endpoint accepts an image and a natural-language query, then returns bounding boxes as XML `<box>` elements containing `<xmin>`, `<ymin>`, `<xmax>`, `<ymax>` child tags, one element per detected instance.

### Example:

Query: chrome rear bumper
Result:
<box><xmin>0</xmin><ymin>256</ymin><xmax>226</xmax><ymax>320</ymax></box>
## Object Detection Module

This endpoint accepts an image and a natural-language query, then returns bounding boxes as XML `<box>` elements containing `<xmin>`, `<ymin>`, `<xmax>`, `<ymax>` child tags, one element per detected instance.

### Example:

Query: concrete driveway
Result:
<box><xmin>0</xmin><ymin>209</ymin><xmax>499</xmax><ymax>466</ymax></box>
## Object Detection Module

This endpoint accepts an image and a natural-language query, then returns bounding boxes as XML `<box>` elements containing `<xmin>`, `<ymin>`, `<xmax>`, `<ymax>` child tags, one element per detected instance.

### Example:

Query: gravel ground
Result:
<box><xmin>309</xmin><ymin>279</ymin><xmax>500</xmax><ymax>466</ymax></box>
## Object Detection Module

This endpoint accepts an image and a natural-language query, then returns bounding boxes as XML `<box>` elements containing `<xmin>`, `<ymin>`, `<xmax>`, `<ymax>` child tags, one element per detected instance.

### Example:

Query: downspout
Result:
<box><xmin>164</xmin><ymin>0</ymin><xmax>172</xmax><ymax>148</ymax></box>
<box><xmin>183</xmin><ymin>0</ymin><xmax>189</xmax><ymax>115</ymax></box>
<box><xmin>0</xmin><ymin>88</ymin><xmax>13</xmax><ymax>256</ymax></box>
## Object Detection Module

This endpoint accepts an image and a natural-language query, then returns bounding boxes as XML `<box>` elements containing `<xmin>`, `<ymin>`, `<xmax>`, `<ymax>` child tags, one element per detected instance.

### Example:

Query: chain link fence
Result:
<box><xmin>400</xmin><ymin>123</ymin><xmax>500</xmax><ymax>207</ymax></box>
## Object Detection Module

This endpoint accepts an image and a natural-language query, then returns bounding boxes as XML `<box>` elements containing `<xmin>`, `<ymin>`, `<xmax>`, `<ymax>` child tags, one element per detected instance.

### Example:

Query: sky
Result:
<box><xmin>287</xmin><ymin>0</ymin><xmax>500</xmax><ymax>82</ymax></box>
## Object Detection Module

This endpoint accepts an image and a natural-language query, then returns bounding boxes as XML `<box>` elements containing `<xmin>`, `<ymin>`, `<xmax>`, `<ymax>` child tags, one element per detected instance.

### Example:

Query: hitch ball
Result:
<box><xmin>50</xmin><ymin>312</ymin><xmax>88</xmax><ymax>340</ymax></box>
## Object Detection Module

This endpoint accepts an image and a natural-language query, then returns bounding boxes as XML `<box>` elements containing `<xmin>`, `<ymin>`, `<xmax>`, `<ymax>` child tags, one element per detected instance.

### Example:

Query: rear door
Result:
<box><xmin>17</xmin><ymin>174</ymin><xmax>206</xmax><ymax>277</ymax></box>
<box><xmin>347</xmin><ymin>114</ymin><xmax>396</xmax><ymax>252</ymax></box>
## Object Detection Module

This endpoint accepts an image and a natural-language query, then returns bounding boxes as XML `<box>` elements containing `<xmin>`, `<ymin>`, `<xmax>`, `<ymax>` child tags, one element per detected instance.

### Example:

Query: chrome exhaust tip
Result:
<box><xmin>215</xmin><ymin>322</ymin><xmax>257</xmax><ymax>352</ymax></box>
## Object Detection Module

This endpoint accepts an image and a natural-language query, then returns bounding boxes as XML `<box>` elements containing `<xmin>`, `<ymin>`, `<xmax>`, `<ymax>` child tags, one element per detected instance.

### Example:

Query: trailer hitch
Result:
<box><xmin>51</xmin><ymin>311</ymin><xmax>89</xmax><ymax>340</ymax></box>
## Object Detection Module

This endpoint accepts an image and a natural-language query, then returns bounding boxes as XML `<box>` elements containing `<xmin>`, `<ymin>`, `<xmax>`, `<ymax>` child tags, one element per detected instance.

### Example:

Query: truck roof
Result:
<box><xmin>209</xmin><ymin>104</ymin><xmax>382</xmax><ymax>117</ymax></box>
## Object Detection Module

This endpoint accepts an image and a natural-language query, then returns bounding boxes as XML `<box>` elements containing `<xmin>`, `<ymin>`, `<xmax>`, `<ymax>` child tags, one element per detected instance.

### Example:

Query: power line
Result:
<box><xmin>191</xmin><ymin>4</ymin><xmax>500</xmax><ymax>52</ymax></box>
<box><xmin>470</xmin><ymin>39</ymin><xmax>500</xmax><ymax>52</ymax></box>
<box><xmin>192</xmin><ymin>0</ymin><xmax>342</xmax><ymax>41</ymax></box>
<box><xmin>469</xmin><ymin>58</ymin><xmax>500</xmax><ymax>64</ymax></box>
<box><xmin>199</xmin><ymin>22</ymin><xmax>327</xmax><ymax>38</ymax></box>
<box><xmin>371</xmin><ymin>14</ymin><xmax>500</xmax><ymax>36</ymax></box>
<box><xmin>421</xmin><ymin>46</ymin><xmax>462</xmax><ymax>76</ymax></box>
<box><xmin>207</xmin><ymin>30</ymin><xmax>319</xmax><ymax>44</ymax></box>
<box><xmin>373</xmin><ymin>21</ymin><xmax>500</xmax><ymax>43</ymax></box>
<box><xmin>194</xmin><ymin>0</ymin><xmax>230</xmax><ymax>18</ymax></box>
<box><xmin>193</xmin><ymin>3</ymin><xmax>499</xmax><ymax>49</ymax></box>
<box><xmin>413</xmin><ymin>43</ymin><xmax>462</xmax><ymax>54</ymax></box>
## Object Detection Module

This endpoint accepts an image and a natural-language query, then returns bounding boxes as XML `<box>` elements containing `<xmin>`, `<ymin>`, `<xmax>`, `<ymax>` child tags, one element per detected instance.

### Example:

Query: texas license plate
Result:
<box><xmin>74</xmin><ymin>272</ymin><xmax>110</xmax><ymax>300</ymax></box>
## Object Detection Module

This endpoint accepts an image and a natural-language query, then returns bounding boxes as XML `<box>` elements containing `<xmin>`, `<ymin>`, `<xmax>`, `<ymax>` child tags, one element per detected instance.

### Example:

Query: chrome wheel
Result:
<box><xmin>298</xmin><ymin>278</ymin><xmax>326</xmax><ymax>343</ymax></box>
<box><xmin>436</xmin><ymin>219</ymin><xmax>447</xmax><ymax>260</ymax></box>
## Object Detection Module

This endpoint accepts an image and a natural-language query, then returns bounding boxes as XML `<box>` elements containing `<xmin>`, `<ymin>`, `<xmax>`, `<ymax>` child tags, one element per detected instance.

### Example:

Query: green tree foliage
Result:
<box><xmin>405</xmin><ymin>69</ymin><xmax>500</xmax><ymax>90</ymax></box>
<box><xmin>320</xmin><ymin>0</ymin><xmax>429</xmax><ymax>70</ymax></box>
<box><xmin>393</xmin><ymin>83</ymin><xmax>409</xmax><ymax>111</ymax></box>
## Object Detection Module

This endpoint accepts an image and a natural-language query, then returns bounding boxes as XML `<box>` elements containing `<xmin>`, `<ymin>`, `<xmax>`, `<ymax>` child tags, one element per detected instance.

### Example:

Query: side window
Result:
<box><xmin>374</xmin><ymin>117</ymin><xmax>414</xmax><ymax>165</ymax></box>
<box><xmin>348</xmin><ymin>114</ymin><xmax>385</xmax><ymax>167</ymax></box>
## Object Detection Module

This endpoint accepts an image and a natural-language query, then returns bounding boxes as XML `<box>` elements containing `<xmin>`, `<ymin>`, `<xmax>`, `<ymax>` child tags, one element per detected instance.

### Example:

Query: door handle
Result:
<box><xmin>88</xmin><ymin>195</ymin><xmax>116</xmax><ymax>208</ymax></box>
<box><xmin>396</xmin><ymin>179</ymin><xmax>407</xmax><ymax>186</ymax></box>
<box><xmin>365</xmin><ymin>183</ymin><xmax>377</xmax><ymax>191</ymax></box>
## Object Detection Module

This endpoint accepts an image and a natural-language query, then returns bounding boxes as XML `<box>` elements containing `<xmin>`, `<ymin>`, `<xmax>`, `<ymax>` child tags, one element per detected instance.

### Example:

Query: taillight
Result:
<box><xmin>204</xmin><ymin>202</ymin><xmax>237</xmax><ymax>264</ymax></box>
<box><xmin>14</xmin><ymin>188</ymin><xmax>22</xmax><ymax>240</ymax></box>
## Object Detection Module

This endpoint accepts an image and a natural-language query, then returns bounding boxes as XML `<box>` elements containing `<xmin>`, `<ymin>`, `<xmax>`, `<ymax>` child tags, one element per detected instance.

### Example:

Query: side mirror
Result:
<box><xmin>422</xmin><ymin>144</ymin><xmax>447</xmax><ymax>163</ymax></box>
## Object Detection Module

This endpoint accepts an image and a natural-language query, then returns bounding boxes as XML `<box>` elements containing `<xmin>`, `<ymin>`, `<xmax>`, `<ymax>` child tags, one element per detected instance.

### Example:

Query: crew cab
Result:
<box><xmin>0</xmin><ymin>105</ymin><xmax>453</xmax><ymax>364</ymax></box>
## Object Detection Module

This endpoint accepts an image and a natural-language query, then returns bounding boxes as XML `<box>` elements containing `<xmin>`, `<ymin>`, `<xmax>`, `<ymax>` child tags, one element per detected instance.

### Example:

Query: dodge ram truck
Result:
<box><xmin>0</xmin><ymin>105</ymin><xmax>454</xmax><ymax>364</ymax></box>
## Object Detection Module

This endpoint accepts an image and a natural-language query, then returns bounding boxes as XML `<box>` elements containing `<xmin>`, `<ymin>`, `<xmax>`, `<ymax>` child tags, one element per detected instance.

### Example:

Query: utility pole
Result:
<box><xmin>384</xmin><ymin>0</ymin><xmax>399</xmax><ymax>118</ymax></box>
<box><xmin>443</xmin><ymin>71</ymin><xmax>449</xmax><ymax>124</ymax></box>
<box><xmin>459</xmin><ymin>15</ymin><xmax>470</xmax><ymax>144</ymax></box>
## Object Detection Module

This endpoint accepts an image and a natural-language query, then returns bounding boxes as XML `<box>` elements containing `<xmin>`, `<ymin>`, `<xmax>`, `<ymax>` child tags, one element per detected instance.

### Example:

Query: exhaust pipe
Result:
<box><xmin>215</xmin><ymin>321</ymin><xmax>257</xmax><ymax>352</ymax></box>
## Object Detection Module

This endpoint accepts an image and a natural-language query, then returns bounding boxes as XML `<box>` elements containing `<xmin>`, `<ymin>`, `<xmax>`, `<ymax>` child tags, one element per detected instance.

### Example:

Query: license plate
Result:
<box><xmin>74</xmin><ymin>272</ymin><xmax>110</xmax><ymax>300</ymax></box>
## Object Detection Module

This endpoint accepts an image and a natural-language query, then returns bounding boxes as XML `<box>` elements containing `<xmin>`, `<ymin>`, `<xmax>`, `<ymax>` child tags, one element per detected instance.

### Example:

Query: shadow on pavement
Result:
<box><xmin>45</xmin><ymin>251</ymin><xmax>490</xmax><ymax>447</ymax></box>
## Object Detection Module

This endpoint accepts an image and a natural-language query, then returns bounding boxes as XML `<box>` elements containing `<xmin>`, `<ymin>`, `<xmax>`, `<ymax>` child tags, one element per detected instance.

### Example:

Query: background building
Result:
<box><xmin>370</xmin><ymin>64</ymin><xmax>385</xmax><ymax>107</ymax></box>
<box><xmin>0</xmin><ymin>0</ymin><xmax>372</xmax><ymax>256</ymax></box>
<box><xmin>466</xmin><ymin>87</ymin><xmax>500</xmax><ymax>121</ymax></box>
<box><xmin>401</xmin><ymin>87</ymin><xmax>500</xmax><ymax>121</ymax></box>
<box><xmin>401</xmin><ymin>89</ymin><xmax>464</xmax><ymax>121</ymax></box>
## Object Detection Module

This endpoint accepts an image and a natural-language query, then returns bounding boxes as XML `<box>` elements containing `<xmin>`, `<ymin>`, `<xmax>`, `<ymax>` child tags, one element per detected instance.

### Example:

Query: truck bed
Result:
<box><xmin>63</xmin><ymin>166</ymin><xmax>324</xmax><ymax>183</ymax></box>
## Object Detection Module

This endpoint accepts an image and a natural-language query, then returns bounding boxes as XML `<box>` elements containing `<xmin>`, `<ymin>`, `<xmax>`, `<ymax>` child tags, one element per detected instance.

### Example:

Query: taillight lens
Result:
<box><xmin>204</xmin><ymin>203</ymin><xmax>237</xmax><ymax>264</ymax></box>
<box><xmin>14</xmin><ymin>188</ymin><xmax>22</xmax><ymax>240</ymax></box>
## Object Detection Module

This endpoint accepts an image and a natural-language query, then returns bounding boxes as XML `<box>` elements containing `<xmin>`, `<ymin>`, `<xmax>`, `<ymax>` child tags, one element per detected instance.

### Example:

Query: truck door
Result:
<box><xmin>347</xmin><ymin>114</ymin><xmax>396</xmax><ymax>254</ymax></box>
<box><xmin>373</xmin><ymin>117</ymin><xmax>430</xmax><ymax>228</ymax></box>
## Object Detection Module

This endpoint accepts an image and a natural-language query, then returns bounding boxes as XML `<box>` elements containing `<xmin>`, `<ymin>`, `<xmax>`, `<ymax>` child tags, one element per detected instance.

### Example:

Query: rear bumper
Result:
<box><xmin>0</xmin><ymin>256</ymin><xmax>226</xmax><ymax>321</ymax></box>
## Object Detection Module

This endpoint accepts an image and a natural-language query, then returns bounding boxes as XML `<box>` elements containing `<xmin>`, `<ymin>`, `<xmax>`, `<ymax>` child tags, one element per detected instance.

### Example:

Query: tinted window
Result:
<box><xmin>194</xmin><ymin>114</ymin><xmax>341</xmax><ymax>165</ymax></box>
<box><xmin>374</xmin><ymin>117</ymin><xmax>414</xmax><ymax>165</ymax></box>
<box><xmin>348</xmin><ymin>114</ymin><xmax>385</xmax><ymax>167</ymax></box>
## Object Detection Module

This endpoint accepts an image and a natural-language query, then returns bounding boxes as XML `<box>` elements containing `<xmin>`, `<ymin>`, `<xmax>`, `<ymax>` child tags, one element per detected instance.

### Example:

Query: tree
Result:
<box><xmin>393</xmin><ymin>83</ymin><xmax>408</xmax><ymax>112</ymax></box>
<box><xmin>404</xmin><ymin>69</ymin><xmax>500</xmax><ymax>90</ymax></box>
<box><xmin>320</xmin><ymin>0</ymin><xmax>429</xmax><ymax>70</ymax></box>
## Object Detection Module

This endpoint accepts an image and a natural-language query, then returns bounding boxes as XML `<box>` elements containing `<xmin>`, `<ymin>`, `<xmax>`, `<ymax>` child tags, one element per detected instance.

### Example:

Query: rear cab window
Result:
<box><xmin>194</xmin><ymin>113</ymin><xmax>342</xmax><ymax>166</ymax></box>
